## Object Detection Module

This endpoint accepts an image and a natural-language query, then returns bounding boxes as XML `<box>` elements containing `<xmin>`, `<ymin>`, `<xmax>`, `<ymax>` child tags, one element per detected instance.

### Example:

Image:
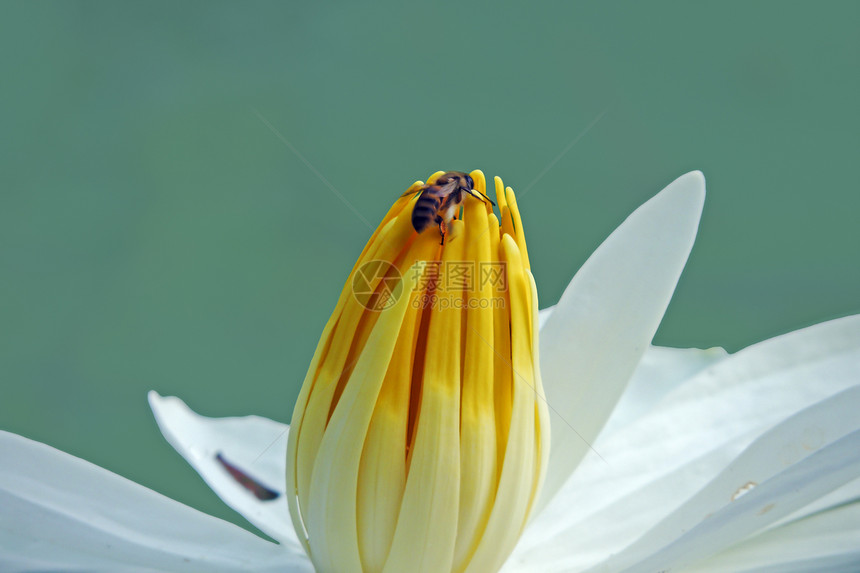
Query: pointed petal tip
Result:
<box><xmin>683</xmin><ymin>169</ymin><xmax>705</xmax><ymax>183</ymax></box>
<box><xmin>148</xmin><ymin>391</ymin><xmax>190</xmax><ymax>411</ymax></box>
<box><xmin>147</xmin><ymin>390</ymin><xmax>179</xmax><ymax>417</ymax></box>
<box><xmin>667</xmin><ymin>170</ymin><xmax>706</xmax><ymax>203</ymax></box>
<box><xmin>147</xmin><ymin>392</ymin><xmax>192</xmax><ymax>439</ymax></box>
<box><xmin>643</xmin><ymin>170</ymin><xmax>706</xmax><ymax>234</ymax></box>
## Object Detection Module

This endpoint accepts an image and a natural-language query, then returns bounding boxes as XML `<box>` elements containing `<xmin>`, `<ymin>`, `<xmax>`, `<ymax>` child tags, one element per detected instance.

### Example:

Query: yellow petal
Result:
<box><xmin>287</xmin><ymin>171</ymin><xmax>548</xmax><ymax>573</ymax></box>
<box><xmin>452</xmin><ymin>194</ymin><xmax>498</xmax><ymax>571</ymax></box>
<box><xmin>465</xmin><ymin>234</ymin><xmax>537</xmax><ymax>573</ymax></box>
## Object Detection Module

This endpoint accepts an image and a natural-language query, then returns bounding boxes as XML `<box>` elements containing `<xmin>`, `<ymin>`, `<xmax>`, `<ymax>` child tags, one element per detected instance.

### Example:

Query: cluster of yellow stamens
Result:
<box><xmin>286</xmin><ymin>170</ymin><xmax>549</xmax><ymax>573</ymax></box>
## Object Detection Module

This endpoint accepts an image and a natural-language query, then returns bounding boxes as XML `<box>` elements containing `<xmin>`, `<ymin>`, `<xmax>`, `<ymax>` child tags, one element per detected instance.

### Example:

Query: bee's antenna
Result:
<box><xmin>469</xmin><ymin>188</ymin><xmax>496</xmax><ymax>207</ymax></box>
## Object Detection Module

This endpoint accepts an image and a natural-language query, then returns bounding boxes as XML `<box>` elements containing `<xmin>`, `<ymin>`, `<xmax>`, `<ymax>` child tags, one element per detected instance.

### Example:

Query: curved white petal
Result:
<box><xmin>688</xmin><ymin>500</ymin><xmax>860</xmax><ymax>572</ymax></box>
<box><xmin>148</xmin><ymin>392</ymin><xmax>300</xmax><ymax>547</ymax></box>
<box><xmin>541</xmin><ymin>304</ymin><xmax>728</xmax><ymax>436</ymax></box>
<box><xmin>536</xmin><ymin>171</ymin><xmax>705</xmax><ymax>513</ymax></box>
<box><xmin>0</xmin><ymin>431</ymin><xmax>311</xmax><ymax>573</ymax></box>
<box><xmin>775</xmin><ymin>476</ymin><xmax>860</xmax><ymax>527</ymax></box>
<box><xmin>511</xmin><ymin>314</ymin><xmax>860</xmax><ymax>572</ymax></box>
<box><xmin>537</xmin><ymin>306</ymin><xmax>554</xmax><ymax>330</ymax></box>
<box><xmin>591</xmin><ymin>386</ymin><xmax>860</xmax><ymax>572</ymax></box>
<box><xmin>600</xmin><ymin>344</ymin><xmax>728</xmax><ymax>437</ymax></box>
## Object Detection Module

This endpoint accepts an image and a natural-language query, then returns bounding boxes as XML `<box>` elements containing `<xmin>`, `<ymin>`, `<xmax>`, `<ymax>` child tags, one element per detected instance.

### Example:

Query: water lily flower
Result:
<box><xmin>2</xmin><ymin>171</ymin><xmax>859</xmax><ymax>572</ymax></box>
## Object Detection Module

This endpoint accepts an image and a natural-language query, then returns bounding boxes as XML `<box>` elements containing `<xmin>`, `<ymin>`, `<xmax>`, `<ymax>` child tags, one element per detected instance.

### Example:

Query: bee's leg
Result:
<box><xmin>468</xmin><ymin>188</ymin><xmax>496</xmax><ymax>207</ymax></box>
<box><xmin>437</xmin><ymin>216</ymin><xmax>446</xmax><ymax>245</ymax></box>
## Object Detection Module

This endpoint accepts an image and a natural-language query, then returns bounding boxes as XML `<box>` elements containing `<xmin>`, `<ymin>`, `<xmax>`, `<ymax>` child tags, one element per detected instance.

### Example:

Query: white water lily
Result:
<box><xmin>2</xmin><ymin>171</ymin><xmax>859</xmax><ymax>572</ymax></box>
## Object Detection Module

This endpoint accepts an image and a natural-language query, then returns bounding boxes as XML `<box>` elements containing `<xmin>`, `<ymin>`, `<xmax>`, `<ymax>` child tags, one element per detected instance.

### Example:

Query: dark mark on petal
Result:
<box><xmin>215</xmin><ymin>452</ymin><xmax>280</xmax><ymax>501</ymax></box>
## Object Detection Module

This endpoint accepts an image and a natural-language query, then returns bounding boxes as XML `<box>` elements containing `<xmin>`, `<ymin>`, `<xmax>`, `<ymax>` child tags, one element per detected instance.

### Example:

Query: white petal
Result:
<box><xmin>774</xmin><ymin>476</ymin><xmax>860</xmax><ymax>528</ymax></box>
<box><xmin>537</xmin><ymin>306</ymin><xmax>554</xmax><ymax>330</ymax></box>
<box><xmin>542</xmin><ymin>303</ymin><xmax>728</xmax><ymax>437</ymax></box>
<box><xmin>542</xmin><ymin>304</ymin><xmax>728</xmax><ymax>436</ymax></box>
<box><xmin>0</xmin><ymin>431</ymin><xmax>311</xmax><ymax>573</ymax></box>
<box><xmin>600</xmin><ymin>344</ymin><xmax>728</xmax><ymax>437</ymax></box>
<box><xmin>536</xmin><ymin>171</ymin><xmax>705</xmax><ymax>513</ymax></box>
<box><xmin>148</xmin><ymin>391</ymin><xmax>300</xmax><ymax>547</ymax></box>
<box><xmin>591</xmin><ymin>385</ymin><xmax>860</xmax><ymax>572</ymax></box>
<box><xmin>512</xmin><ymin>314</ymin><xmax>860</xmax><ymax>571</ymax></box>
<box><xmin>688</xmin><ymin>500</ymin><xmax>860</xmax><ymax>572</ymax></box>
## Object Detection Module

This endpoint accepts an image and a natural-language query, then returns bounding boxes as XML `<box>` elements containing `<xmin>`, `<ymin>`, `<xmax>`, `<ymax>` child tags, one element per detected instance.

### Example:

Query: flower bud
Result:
<box><xmin>287</xmin><ymin>171</ymin><xmax>549</xmax><ymax>573</ymax></box>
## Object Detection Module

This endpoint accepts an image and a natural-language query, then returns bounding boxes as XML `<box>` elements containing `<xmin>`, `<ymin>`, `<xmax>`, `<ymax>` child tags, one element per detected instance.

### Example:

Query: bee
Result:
<box><xmin>405</xmin><ymin>171</ymin><xmax>495</xmax><ymax>243</ymax></box>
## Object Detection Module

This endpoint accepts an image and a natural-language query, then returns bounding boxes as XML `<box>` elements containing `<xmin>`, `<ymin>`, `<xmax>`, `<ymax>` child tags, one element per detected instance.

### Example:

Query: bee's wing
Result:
<box><xmin>402</xmin><ymin>179</ymin><xmax>458</xmax><ymax>199</ymax></box>
<box><xmin>401</xmin><ymin>182</ymin><xmax>436</xmax><ymax>199</ymax></box>
<box><xmin>401</xmin><ymin>187</ymin><xmax>423</xmax><ymax>198</ymax></box>
<box><xmin>434</xmin><ymin>179</ymin><xmax>459</xmax><ymax>197</ymax></box>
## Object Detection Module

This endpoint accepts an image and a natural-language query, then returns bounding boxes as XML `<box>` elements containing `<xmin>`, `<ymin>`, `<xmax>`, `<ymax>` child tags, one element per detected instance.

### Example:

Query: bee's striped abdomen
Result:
<box><xmin>412</xmin><ymin>192</ymin><xmax>441</xmax><ymax>233</ymax></box>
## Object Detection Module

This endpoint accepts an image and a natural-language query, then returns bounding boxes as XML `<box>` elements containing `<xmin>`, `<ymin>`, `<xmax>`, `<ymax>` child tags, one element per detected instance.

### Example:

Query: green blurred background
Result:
<box><xmin>1</xmin><ymin>1</ymin><xmax>858</xmax><ymax>536</ymax></box>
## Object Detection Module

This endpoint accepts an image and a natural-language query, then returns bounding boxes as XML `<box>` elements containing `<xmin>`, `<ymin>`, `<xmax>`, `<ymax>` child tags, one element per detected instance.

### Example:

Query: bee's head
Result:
<box><xmin>463</xmin><ymin>173</ymin><xmax>474</xmax><ymax>191</ymax></box>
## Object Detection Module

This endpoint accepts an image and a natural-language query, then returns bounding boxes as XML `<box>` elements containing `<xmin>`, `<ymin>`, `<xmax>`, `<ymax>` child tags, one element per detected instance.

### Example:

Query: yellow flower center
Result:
<box><xmin>286</xmin><ymin>170</ymin><xmax>550</xmax><ymax>573</ymax></box>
